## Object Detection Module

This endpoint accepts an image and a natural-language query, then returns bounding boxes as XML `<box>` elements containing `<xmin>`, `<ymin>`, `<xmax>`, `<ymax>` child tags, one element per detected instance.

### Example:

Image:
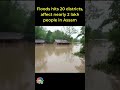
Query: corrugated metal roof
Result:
<box><xmin>54</xmin><ymin>39</ymin><xmax>69</xmax><ymax>43</ymax></box>
<box><xmin>0</xmin><ymin>32</ymin><xmax>24</xmax><ymax>40</ymax></box>
<box><xmin>35</xmin><ymin>40</ymin><xmax>45</xmax><ymax>43</ymax></box>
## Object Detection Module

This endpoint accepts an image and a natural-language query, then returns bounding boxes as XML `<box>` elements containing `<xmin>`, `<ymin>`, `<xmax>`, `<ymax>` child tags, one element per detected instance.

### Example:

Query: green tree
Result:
<box><xmin>93</xmin><ymin>1</ymin><xmax>120</xmax><ymax>74</ymax></box>
<box><xmin>52</xmin><ymin>30</ymin><xmax>64</xmax><ymax>39</ymax></box>
<box><xmin>85</xmin><ymin>25</ymin><xmax>92</xmax><ymax>42</ymax></box>
<box><xmin>35</xmin><ymin>26</ymin><xmax>46</xmax><ymax>39</ymax></box>
<box><xmin>85</xmin><ymin>1</ymin><xmax>103</xmax><ymax>23</ymax></box>
<box><xmin>25</xmin><ymin>10</ymin><xmax>35</xmax><ymax>40</ymax></box>
<box><xmin>63</xmin><ymin>26</ymin><xmax>77</xmax><ymax>36</ymax></box>
<box><xmin>45</xmin><ymin>31</ymin><xmax>53</xmax><ymax>43</ymax></box>
<box><xmin>79</xmin><ymin>26</ymin><xmax>85</xmax><ymax>55</ymax></box>
<box><xmin>99</xmin><ymin>1</ymin><xmax>120</xmax><ymax>64</ymax></box>
<box><xmin>62</xmin><ymin>26</ymin><xmax>77</xmax><ymax>42</ymax></box>
<box><xmin>0</xmin><ymin>1</ymin><xmax>28</xmax><ymax>33</ymax></box>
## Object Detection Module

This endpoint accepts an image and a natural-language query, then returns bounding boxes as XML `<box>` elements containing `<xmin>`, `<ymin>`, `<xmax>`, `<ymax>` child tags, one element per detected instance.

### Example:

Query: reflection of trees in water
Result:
<box><xmin>35</xmin><ymin>45</ymin><xmax>48</xmax><ymax>72</ymax></box>
<box><xmin>54</xmin><ymin>45</ymin><xmax>73</xmax><ymax>56</ymax></box>
<box><xmin>36</xmin><ymin>44</ymin><xmax>74</xmax><ymax>56</ymax></box>
<box><xmin>42</xmin><ymin>44</ymin><xmax>73</xmax><ymax>56</ymax></box>
<box><xmin>39</xmin><ymin>44</ymin><xmax>73</xmax><ymax>56</ymax></box>
<box><xmin>36</xmin><ymin>59</ymin><xmax>47</xmax><ymax>72</ymax></box>
<box><xmin>0</xmin><ymin>42</ymin><xmax>34</xmax><ymax>90</ymax></box>
<box><xmin>46</xmin><ymin>44</ymin><xmax>79</xmax><ymax>62</ymax></box>
<box><xmin>75</xmin><ymin>58</ymin><xmax>85</xmax><ymax>72</ymax></box>
<box><xmin>65</xmin><ymin>53</ymin><xmax>73</xmax><ymax>63</ymax></box>
<box><xmin>86</xmin><ymin>41</ymin><xmax>94</xmax><ymax>66</ymax></box>
<box><xmin>86</xmin><ymin>40</ymin><xmax>110</xmax><ymax>66</ymax></box>
<box><xmin>35</xmin><ymin>44</ymin><xmax>75</xmax><ymax>72</ymax></box>
<box><xmin>45</xmin><ymin>44</ymin><xmax>55</xmax><ymax>56</ymax></box>
<box><xmin>0</xmin><ymin>43</ymin><xmax>24</xmax><ymax>80</ymax></box>
<box><xmin>24</xmin><ymin>42</ymin><xmax>35</xmax><ymax>66</ymax></box>
<box><xmin>35</xmin><ymin>44</ymin><xmax>81</xmax><ymax>72</ymax></box>
<box><xmin>35</xmin><ymin>45</ymin><xmax>46</xmax><ymax>60</ymax></box>
<box><xmin>54</xmin><ymin>45</ymin><xmax>76</xmax><ymax>62</ymax></box>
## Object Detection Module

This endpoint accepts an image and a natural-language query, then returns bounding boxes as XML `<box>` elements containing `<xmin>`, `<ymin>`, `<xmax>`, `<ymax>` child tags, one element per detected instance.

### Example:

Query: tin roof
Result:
<box><xmin>54</xmin><ymin>39</ymin><xmax>69</xmax><ymax>43</ymax></box>
<box><xmin>0</xmin><ymin>32</ymin><xmax>24</xmax><ymax>40</ymax></box>
<box><xmin>35</xmin><ymin>40</ymin><xmax>45</xmax><ymax>43</ymax></box>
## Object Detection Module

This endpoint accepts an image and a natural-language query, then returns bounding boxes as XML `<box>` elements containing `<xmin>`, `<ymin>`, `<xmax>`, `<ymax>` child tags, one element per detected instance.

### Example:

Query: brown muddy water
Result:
<box><xmin>0</xmin><ymin>42</ymin><xmax>34</xmax><ymax>90</ymax></box>
<box><xmin>35</xmin><ymin>44</ymin><xmax>85</xmax><ymax>73</ymax></box>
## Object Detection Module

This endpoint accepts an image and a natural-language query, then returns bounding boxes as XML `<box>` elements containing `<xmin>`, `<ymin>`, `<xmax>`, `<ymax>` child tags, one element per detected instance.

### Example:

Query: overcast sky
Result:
<box><xmin>42</xmin><ymin>26</ymin><xmax>82</xmax><ymax>39</ymax></box>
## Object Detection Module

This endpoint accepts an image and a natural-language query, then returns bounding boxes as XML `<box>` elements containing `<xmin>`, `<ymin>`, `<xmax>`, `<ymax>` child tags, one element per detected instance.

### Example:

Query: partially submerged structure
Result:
<box><xmin>0</xmin><ymin>32</ymin><xmax>24</xmax><ymax>42</ymax></box>
<box><xmin>35</xmin><ymin>39</ymin><xmax>45</xmax><ymax>44</ymax></box>
<box><xmin>54</xmin><ymin>39</ymin><xmax>70</xmax><ymax>45</ymax></box>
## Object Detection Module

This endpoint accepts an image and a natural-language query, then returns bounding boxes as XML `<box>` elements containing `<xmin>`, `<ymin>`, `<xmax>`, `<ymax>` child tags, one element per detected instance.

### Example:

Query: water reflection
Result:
<box><xmin>86</xmin><ymin>40</ymin><xmax>120</xmax><ymax>90</ymax></box>
<box><xmin>35</xmin><ymin>44</ymin><xmax>85</xmax><ymax>73</ymax></box>
<box><xmin>75</xmin><ymin>58</ymin><xmax>85</xmax><ymax>73</ymax></box>
<box><xmin>0</xmin><ymin>42</ymin><xmax>34</xmax><ymax>90</ymax></box>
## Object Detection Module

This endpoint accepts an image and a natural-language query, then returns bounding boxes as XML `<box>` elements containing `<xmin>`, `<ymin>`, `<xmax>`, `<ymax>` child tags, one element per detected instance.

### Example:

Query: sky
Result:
<box><xmin>42</xmin><ymin>26</ymin><xmax>82</xmax><ymax>39</ymax></box>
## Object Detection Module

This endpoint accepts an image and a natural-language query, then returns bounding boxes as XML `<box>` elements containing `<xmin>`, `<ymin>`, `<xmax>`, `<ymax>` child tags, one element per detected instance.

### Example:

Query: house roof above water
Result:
<box><xmin>0</xmin><ymin>32</ymin><xmax>24</xmax><ymax>40</ymax></box>
<box><xmin>35</xmin><ymin>39</ymin><xmax>45</xmax><ymax>43</ymax></box>
<box><xmin>54</xmin><ymin>39</ymin><xmax>69</xmax><ymax>43</ymax></box>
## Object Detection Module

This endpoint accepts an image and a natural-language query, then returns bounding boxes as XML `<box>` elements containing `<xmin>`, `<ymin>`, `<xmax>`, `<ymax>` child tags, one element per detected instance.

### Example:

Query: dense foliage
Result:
<box><xmin>35</xmin><ymin>26</ymin><xmax>76</xmax><ymax>43</ymax></box>
<box><xmin>0</xmin><ymin>1</ymin><xmax>28</xmax><ymax>32</ymax></box>
<box><xmin>74</xmin><ymin>26</ymin><xmax>85</xmax><ymax>57</ymax></box>
<box><xmin>99</xmin><ymin>1</ymin><xmax>120</xmax><ymax>65</ymax></box>
<box><xmin>93</xmin><ymin>1</ymin><xmax>120</xmax><ymax>74</ymax></box>
<box><xmin>0</xmin><ymin>1</ymin><xmax>35</xmax><ymax>40</ymax></box>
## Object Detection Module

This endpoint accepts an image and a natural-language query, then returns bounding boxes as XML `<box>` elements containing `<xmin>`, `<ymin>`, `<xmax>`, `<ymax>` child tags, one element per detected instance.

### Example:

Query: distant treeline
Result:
<box><xmin>35</xmin><ymin>26</ymin><xmax>79</xmax><ymax>43</ymax></box>
<box><xmin>0</xmin><ymin>1</ymin><xmax>34</xmax><ymax>40</ymax></box>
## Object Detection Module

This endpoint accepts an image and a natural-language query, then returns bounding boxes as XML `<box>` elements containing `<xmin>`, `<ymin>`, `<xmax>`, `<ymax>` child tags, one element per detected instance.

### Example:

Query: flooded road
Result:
<box><xmin>86</xmin><ymin>40</ymin><xmax>120</xmax><ymax>90</ymax></box>
<box><xmin>35</xmin><ymin>44</ymin><xmax>85</xmax><ymax>73</ymax></box>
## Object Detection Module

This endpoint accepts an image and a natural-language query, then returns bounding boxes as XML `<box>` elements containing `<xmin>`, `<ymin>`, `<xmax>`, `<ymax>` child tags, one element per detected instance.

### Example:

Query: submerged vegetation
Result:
<box><xmin>74</xmin><ymin>26</ymin><xmax>85</xmax><ymax>57</ymax></box>
<box><xmin>92</xmin><ymin>1</ymin><xmax>120</xmax><ymax>75</ymax></box>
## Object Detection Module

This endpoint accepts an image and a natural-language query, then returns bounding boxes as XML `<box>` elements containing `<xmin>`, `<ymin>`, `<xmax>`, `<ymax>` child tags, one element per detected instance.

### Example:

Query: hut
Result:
<box><xmin>35</xmin><ymin>39</ymin><xmax>45</xmax><ymax>44</ymax></box>
<box><xmin>0</xmin><ymin>32</ymin><xmax>24</xmax><ymax>42</ymax></box>
<box><xmin>54</xmin><ymin>39</ymin><xmax>70</xmax><ymax>45</ymax></box>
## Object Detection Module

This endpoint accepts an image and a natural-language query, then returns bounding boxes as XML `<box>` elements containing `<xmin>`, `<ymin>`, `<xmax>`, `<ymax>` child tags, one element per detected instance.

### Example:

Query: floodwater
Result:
<box><xmin>35</xmin><ymin>44</ymin><xmax>85</xmax><ymax>73</ymax></box>
<box><xmin>86</xmin><ymin>40</ymin><xmax>120</xmax><ymax>90</ymax></box>
<box><xmin>0</xmin><ymin>42</ymin><xmax>34</xmax><ymax>90</ymax></box>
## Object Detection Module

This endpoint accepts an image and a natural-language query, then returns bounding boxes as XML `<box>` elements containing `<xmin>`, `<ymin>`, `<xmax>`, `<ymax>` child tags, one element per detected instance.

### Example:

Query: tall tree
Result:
<box><xmin>25</xmin><ymin>10</ymin><xmax>35</xmax><ymax>40</ymax></box>
<box><xmin>63</xmin><ymin>26</ymin><xmax>77</xmax><ymax>37</ymax></box>
<box><xmin>76</xmin><ymin>26</ymin><xmax>85</xmax><ymax>55</ymax></box>
<box><xmin>85</xmin><ymin>1</ymin><xmax>103</xmax><ymax>23</ymax></box>
<box><xmin>45</xmin><ymin>31</ymin><xmax>53</xmax><ymax>43</ymax></box>
<box><xmin>99</xmin><ymin>1</ymin><xmax>120</xmax><ymax>64</ymax></box>
<box><xmin>0</xmin><ymin>1</ymin><xmax>28</xmax><ymax>32</ymax></box>
<box><xmin>35</xmin><ymin>26</ymin><xmax>46</xmax><ymax>39</ymax></box>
